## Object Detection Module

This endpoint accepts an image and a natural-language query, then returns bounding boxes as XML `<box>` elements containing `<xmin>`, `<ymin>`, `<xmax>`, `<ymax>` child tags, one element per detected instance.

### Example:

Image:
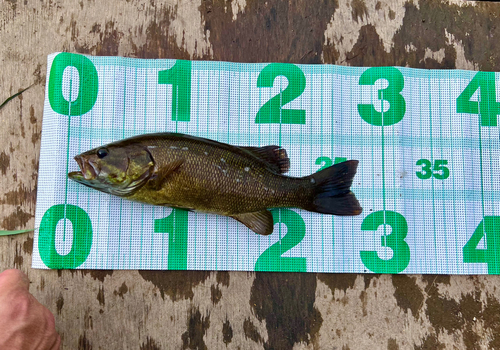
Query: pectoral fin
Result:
<box><xmin>149</xmin><ymin>159</ymin><xmax>184</xmax><ymax>190</ymax></box>
<box><xmin>231</xmin><ymin>210</ymin><xmax>274</xmax><ymax>236</ymax></box>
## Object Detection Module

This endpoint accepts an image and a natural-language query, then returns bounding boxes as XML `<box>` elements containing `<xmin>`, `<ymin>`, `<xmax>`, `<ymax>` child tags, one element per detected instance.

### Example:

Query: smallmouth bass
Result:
<box><xmin>68</xmin><ymin>133</ymin><xmax>362</xmax><ymax>235</ymax></box>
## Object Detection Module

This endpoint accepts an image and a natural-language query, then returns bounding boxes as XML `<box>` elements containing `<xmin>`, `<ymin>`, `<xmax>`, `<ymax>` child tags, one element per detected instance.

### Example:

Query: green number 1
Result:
<box><xmin>457</xmin><ymin>71</ymin><xmax>500</xmax><ymax>127</ymax></box>
<box><xmin>154</xmin><ymin>209</ymin><xmax>189</xmax><ymax>270</ymax></box>
<box><xmin>360</xmin><ymin>210</ymin><xmax>410</xmax><ymax>273</ymax></box>
<box><xmin>158</xmin><ymin>60</ymin><xmax>192</xmax><ymax>121</ymax></box>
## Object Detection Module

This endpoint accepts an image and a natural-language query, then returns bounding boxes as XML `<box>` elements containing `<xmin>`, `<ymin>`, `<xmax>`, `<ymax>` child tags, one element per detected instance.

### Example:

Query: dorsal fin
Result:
<box><xmin>240</xmin><ymin>146</ymin><xmax>290</xmax><ymax>174</ymax></box>
<box><xmin>148</xmin><ymin>159</ymin><xmax>184</xmax><ymax>190</ymax></box>
<box><xmin>231</xmin><ymin>210</ymin><xmax>274</xmax><ymax>236</ymax></box>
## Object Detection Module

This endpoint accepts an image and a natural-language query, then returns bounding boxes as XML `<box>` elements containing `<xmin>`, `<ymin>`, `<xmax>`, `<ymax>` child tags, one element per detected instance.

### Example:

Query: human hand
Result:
<box><xmin>0</xmin><ymin>269</ymin><xmax>60</xmax><ymax>350</ymax></box>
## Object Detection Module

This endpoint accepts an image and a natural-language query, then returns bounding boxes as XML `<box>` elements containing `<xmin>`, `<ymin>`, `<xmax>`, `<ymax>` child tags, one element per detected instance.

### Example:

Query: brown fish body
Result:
<box><xmin>126</xmin><ymin>134</ymin><xmax>310</xmax><ymax>214</ymax></box>
<box><xmin>69</xmin><ymin>132</ymin><xmax>362</xmax><ymax>235</ymax></box>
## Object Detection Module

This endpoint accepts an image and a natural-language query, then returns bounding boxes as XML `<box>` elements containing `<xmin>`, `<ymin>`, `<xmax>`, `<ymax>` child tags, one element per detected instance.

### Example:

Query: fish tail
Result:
<box><xmin>303</xmin><ymin>160</ymin><xmax>362</xmax><ymax>216</ymax></box>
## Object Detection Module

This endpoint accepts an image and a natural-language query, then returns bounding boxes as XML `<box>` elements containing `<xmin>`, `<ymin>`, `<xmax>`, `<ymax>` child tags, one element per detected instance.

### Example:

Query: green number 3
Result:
<box><xmin>360</xmin><ymin>210</ymin><xmax>410</xmax><ymax>273</ymax></box>
<box><xmin>358</xmin><ymin>67</ymin><xmax>406</xmax><ymax>126</ymax></box>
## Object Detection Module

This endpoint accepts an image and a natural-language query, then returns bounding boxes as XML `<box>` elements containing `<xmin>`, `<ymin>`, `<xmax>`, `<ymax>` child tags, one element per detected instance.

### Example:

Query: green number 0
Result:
<box><xmin>38</xmin><ymin>204</ymin><xmax>93</xmax><ymax>269</ymax></box>
<box><xmin>358</xmin><ymin>67</ymin><xmax>406</xmax><ymax>126</ymax></box>
<box><xmin>154</xmin><ymin>209</ymin><xmax>189</xmax><ymax>270</ymax></box>
<box><xmin>255</xmin><ymin>209</ymin><xmax>306</xmax><ymax>272</ymax></box>
<box><xmin>360</xmin><ymin>210</ymin><xmax>410</xmax><ymax>273</ymax></box>
<box><xmin>48</xmin><ymin>53</ymin><xmax>99</xmax><ymax>116</ymax></box>
<box><xmin>255</xmin><ymin>63</ymin><xmax>306</xmax><ymax>124</ymax></box>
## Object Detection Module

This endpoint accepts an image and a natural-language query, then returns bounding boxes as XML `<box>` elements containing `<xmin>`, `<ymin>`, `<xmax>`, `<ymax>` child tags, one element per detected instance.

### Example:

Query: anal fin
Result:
<box><xmin>231</xmin><ymin>210</ymin><xmax>274</xmax><ymax>236</ymax></box>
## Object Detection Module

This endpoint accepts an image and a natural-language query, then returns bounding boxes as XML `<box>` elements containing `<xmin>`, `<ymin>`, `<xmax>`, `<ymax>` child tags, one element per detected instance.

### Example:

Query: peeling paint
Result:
<box><xmin>138</xmin><ymin>270</ymin><xmax>210</xmax><ymax>301</ymax></box>
<box><xmin>222</xmin><ymin>319</ymin><xmax>233</xmax><ymax>345</ymax></box>
<box><xmin>170</xmin><ymin>0</ymin><xmax>213</xmax><ymax>58</ymax></box>
<box><xmin>250</xmin><ymin>273</ymin><xmax>322</xmax><ymax>349</ymax></box>
<box><xmin>181</xmin><ymin>307</ymin><xmax>210</xmax><ymax>350</ymax></box>
<box><xmin>113</xmin><ymin>282</ymin><xmax>129</xmax><ymax>299</ymax></box>
<box><xmin>323</xmin><ymin>0</ymin><xmax>408</xmax><ymax>63</ymax></box>
<box><xmin>0</xmin><ymin>151</ymin><xmax>10</xmax><ymax>175</ymax></box>
<box><xmin>423</xmin><ymin>47</ymin><xmax>446</xmax><ymax>64</ymax></box>
<box><xmin>445</xmin><ymin>29</ymin><xmax>478</xmax><ymax>70</ymax></box>
<box><xmin>97</xmin><ymin>286</ymin><xmax>105</xmax><ymax>306</ymax></box>
<box><xmin>56</xmin><ymin>294</ymin><xmax>64</xmax><ymax>315</ymax></box>
<box><xmin>140</xmin><ymin>337</ymin><xmax>162</xmax><ymax>350</ymax></box>
<box><xmin>210</xmin><ymin>284</ymin><xmax>222</xmax><ymax>305</ymax></box>
<box><xmin>1</xmin><ymin>206</ymin><xmax>33</xmax><ymax>230</ymax></box>
<box><xmin>392</xmin><ymin>275</ymin><xmax>424</xmax><ymax>318</ymax></box>
<box><xmin>231</xmin><ymin>0</ymin><xmax>247</xmax><ymax>21</ymax></box>
<box><xmin>78</xmin><ymin>332</ymin><xmax>92</xmax><ymax>350</ymax></box>
<box><xmin>243</xmin><ymin>318</ymin><xmax>263</xmax><ymax>344</ymax></box>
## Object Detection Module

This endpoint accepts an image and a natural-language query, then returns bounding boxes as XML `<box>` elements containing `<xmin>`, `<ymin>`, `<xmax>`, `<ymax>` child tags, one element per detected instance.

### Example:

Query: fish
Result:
<box><xmin>68</xmin><ymin>132</ymin><xmax>362</xmax><ymax>235</ymax></box>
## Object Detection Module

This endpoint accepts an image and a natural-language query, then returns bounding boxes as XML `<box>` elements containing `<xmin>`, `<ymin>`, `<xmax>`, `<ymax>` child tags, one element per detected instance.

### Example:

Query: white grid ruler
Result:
<box><xmin>32</xmin><ymin>52</ymin><xmax>500</xmax><ymax>274</ymax></box>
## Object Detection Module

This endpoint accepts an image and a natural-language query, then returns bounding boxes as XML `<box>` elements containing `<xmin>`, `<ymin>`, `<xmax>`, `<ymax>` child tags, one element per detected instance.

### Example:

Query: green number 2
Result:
<box><xmin>358</xmin><ymin>67</ymin><xmax>406</xmax><ymax>126</ymax></box>
<box><xmin>154</xmin><ymin>209</ymin><xmax>189</xmax><ymax>270</ymax></box>
<box><xmin>158</xmin><ymin>60</ymin><xmax>192</xmax><ymax>122</ymax></box>
<box><xmin>315</xmin><ymin>156</ymin><xmax>347</xmax><ymax>172</ymax></box>
<box><xmin>463</xmin><ymin>217</ymin><xmax>500</xmax><ymax>274</ymax></box>
<box><xmin>360</xmin><ymin>210</ymin><xmax>410</xmax><ymax>273</ymax></box>
<box><xmin>255</xmin><ymin>63</ymin><xmax>306</xmax><ymax>124</ymax></box>
<box><xmin>457</xmin><ymin>71</ymin><xmax>500</xmax><ymax>127</ymax></box>
<box><xmin>255</xmin><ymin>209</ymin><xmax>306</xmax><ymax>272</ymax></box>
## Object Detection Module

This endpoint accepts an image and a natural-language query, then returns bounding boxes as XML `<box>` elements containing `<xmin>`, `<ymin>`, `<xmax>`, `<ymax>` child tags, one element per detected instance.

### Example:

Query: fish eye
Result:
<box><xmin>97</xmin><ymin>148</ymin><xmax>109</xmax><ymax>159</ymax></box>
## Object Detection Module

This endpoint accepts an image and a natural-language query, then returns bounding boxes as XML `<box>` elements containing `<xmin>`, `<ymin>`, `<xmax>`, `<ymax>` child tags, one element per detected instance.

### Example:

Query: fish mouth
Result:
<box><xmin>69</xmin><ymin>155</ymin><xmax>98</xmax><ymax>181</ymax></box>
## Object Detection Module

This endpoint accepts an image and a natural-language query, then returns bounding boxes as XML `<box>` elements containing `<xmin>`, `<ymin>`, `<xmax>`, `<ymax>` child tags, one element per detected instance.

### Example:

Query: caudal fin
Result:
<box><xmin>304</xmin><ymin>160</ymin><xmax>362</xmax><ymax>216</ymax></box>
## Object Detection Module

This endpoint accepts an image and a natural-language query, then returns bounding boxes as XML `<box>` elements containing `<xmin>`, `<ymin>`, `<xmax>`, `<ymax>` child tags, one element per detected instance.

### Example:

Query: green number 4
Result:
<box><xmin>457</xmin><ymin>71</ymin><xmax>500</xmax><ymax>127</ymax></box>
<box><xmin>463</xmin><ymin>217</ymin><xmax>500</xmax><ymax>274</ymax></box>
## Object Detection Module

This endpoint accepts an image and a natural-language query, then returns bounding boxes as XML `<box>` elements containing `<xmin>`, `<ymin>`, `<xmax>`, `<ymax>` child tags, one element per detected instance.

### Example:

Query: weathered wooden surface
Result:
<box><xmin>1</xmin><ymin>0</ymin><xmax>500</xmax><ymax>349</ymax></box>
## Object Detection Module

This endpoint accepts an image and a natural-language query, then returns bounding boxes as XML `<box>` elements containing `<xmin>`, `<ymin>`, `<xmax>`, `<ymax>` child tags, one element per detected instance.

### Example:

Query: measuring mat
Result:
<box><xmin>32</xmin><ymin>52</ymin><xmax>500</xmax><ymax>274</ymax></box>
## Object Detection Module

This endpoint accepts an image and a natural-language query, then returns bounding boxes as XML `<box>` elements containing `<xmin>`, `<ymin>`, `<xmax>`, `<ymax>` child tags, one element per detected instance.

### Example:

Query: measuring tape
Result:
<box><xmin>32</xmin><ymin>52</ymin><xmax>500</xmax><ymax>274</ymax></box>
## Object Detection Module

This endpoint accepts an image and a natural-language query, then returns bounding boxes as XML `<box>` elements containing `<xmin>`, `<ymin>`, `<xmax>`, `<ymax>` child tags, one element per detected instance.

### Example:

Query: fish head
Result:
<box><xmin>68</xmin><ymin>143</ymin><xmax>155</xmax><ymax>196</ymax></box>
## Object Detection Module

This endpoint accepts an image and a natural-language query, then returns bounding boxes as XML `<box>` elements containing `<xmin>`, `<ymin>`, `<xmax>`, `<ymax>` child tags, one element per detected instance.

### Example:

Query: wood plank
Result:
<box><xmin>1</xmin><ymin>0</ymin><xmax>499</xmax><ymax>348</ymax></box>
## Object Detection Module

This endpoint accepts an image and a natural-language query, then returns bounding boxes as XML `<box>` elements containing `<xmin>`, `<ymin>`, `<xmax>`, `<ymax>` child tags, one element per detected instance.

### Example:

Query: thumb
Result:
<box><xmin>0</xmin><ymin>269</ymin><xmax>30</xmax><ymax>292</ymax></box>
